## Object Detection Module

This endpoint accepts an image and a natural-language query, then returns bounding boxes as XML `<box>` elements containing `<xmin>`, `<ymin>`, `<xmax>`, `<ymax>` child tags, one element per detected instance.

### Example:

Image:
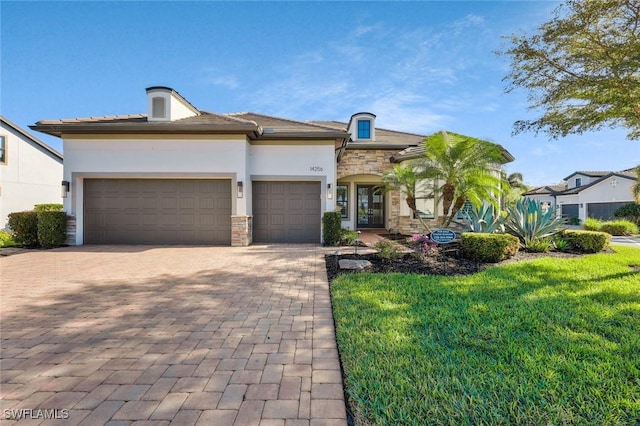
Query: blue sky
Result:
<box><xmin>2</xmin><ymin>1</ymin><xmax>637</xmax><ymax>186</ymax></box>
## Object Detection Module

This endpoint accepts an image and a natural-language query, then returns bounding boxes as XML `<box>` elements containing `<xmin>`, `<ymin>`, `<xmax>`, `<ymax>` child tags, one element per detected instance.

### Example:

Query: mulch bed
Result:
<box><xmin>325</xmin><ymin>249</ymin><xmax>585</xmax><ymax>283</ymax></box>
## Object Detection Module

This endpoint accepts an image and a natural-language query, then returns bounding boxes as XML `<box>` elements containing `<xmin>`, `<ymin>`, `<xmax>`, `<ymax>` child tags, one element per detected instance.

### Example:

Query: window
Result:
<box><xmin>0</xmin><ymin>135</ymin><xmax>6</xmax><ymax>164</ymax></box>
<box><xmin>357</xmin><ymin>120</ymin><xmax>371</xmax><ymax>139</ymax></box>
<box><xmin>337</xmin><ymin>184</ymin><xmax>349</xmax><ymax>219</ymax></box>
<box><xmin>414</xmin><ymin>180</ymin><xmax>435</xmax><ymax>219</ymax></box>
<box><xmin>575</xmin><ymin>178</ymin><xmax>582</xmax><ymax>187</ymax></box>
<box><xmin>152</xmin><ymin>97</ymin><xmax>166</xmax><ymax>118</ymax></box>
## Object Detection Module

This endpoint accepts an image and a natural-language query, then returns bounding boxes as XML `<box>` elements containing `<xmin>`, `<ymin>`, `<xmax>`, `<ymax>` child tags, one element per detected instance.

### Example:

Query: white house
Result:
<box><xmin>524</xmin><ymin>170</ymin><xmax>638</xmax><ymax>222</ymax></box>
<box><xmin>31</xmin><ymin>87</ymin><xmax>513</xmax><ymax>246</ymax></box>
<box><xmin>0</xmin><ymin>116</ymin><xmax>63</xmax><ymax>230</ymax></box>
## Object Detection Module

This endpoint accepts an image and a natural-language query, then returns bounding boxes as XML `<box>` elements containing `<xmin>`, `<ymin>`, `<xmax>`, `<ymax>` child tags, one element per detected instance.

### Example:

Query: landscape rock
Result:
<box><xmin>339</xmin><ymin>259</ymin><xmax>373</xmax><ymax>270</ymax></box>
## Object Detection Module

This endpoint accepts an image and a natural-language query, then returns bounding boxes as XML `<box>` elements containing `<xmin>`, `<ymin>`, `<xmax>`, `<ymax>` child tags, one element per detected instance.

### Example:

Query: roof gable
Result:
<box><xmin>1</xmin><ymin>116</ymin><xmax>63</xmax><ymax>161</ymax></box>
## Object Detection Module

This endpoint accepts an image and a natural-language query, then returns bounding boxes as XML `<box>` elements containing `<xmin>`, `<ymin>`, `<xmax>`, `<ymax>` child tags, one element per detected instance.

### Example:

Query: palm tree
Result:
<box><xmin>417</xmin><ymin>131</ymin><xmax>507</xmax><ymax>227</ymax></box>
<box><xmin>377</xmin><ymin>164</ymin><xmax>433</xmax><ymax>233</ymax></box>
<box><xmin>507</xmin><ymin>172</ymin><xmax>528</xmax><ymax>192</ymax></box>
<box><xmin>632</xmin><ymin>165</ymin><xmax>640</xmax><ymax>203</ymax></box>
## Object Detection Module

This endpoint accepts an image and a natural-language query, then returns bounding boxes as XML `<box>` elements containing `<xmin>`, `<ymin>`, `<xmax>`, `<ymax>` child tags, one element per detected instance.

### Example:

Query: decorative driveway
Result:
<box><xmin>0</xmin><ymin>245</ymin><xmax>347</xmax><ymax>425</ymax></box>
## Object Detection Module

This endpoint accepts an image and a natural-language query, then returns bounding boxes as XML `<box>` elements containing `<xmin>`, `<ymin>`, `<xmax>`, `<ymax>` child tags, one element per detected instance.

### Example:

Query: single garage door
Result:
<box><xmin>253</xmin><ymin>181</ymin><xmax>321</xmax><ymax>243</ymax></box>
<box><xmin>84</xmin><ymin>179</ymin><xmax>231</xmax><ymax>244</ymax></box>
<box><xmin>560</xmin><ymin>204</ymin><xmax>579</xmax><ymax>220</ymax></box>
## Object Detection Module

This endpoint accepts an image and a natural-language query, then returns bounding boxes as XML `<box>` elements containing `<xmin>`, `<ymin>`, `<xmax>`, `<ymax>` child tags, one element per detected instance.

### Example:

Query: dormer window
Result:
<box><xmin>151</xmin><ymin>97</ymin><xmax>166</xmax><ymax>119</ymax></box>
<box><xmin>575</xmin><ymin>178</ymin><xmax>582</xmax><ymax>187</ymax></box>
<box><xmin>357</xmin><ymin>120</ymin><xmax>371</xmax><ymax>139</ymax></box>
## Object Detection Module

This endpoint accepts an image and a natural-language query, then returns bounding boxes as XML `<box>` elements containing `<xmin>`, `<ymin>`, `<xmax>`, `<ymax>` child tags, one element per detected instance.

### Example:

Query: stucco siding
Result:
<box><xmin>0</xmin><ymin>123</ymin><xmax>63</xmax><ymax>229</ymax></box>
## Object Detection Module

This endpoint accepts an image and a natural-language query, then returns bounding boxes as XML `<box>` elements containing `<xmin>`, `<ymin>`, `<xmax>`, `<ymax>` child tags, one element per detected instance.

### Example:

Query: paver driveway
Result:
<box><xmin>0</xmin><ymin>245</ymin><xmax>347</xmax><ymax>425</ymax></box>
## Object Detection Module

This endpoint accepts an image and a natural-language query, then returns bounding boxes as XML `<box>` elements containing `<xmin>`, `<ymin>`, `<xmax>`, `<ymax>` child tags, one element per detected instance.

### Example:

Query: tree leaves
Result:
<box><xmin>500</xmin><ymin>0</ymin><xmax>640</xmax><ymax>140</ymax></box>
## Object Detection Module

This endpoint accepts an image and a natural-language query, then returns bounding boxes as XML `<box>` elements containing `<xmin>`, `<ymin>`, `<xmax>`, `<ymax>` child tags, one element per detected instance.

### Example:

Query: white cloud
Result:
<box><xmin>200</xmin><ymin>70</ymin><xmax>239</xmax><ymax>90</ymax></box>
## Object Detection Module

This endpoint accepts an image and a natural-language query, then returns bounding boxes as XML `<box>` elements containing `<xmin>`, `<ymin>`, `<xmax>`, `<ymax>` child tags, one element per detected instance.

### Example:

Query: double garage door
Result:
<box><xmin>84</xmin><ymin>179</ymin><xmax>320</xmax><ymax>244</ymax></box>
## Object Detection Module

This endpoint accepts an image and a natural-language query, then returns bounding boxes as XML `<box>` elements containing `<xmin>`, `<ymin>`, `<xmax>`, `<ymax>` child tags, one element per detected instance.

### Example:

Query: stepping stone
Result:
<box><xmin>339</xmin><ymin>259</ymin><xmax>372</xmax><ymax>270</ymax></box>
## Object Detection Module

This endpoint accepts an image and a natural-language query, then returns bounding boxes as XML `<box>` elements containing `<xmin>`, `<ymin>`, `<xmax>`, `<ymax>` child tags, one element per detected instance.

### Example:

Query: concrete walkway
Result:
<box><xmin>0</xmin><ymin>245</ymin><xmax>347</xmax><ymax>425</ymax></box>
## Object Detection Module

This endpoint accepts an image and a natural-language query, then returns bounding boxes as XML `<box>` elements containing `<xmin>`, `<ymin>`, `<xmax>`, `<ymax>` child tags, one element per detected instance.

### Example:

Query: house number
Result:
<box><xmin>309</xmin><ymin>166</ymin><xmax>324</xmax><ymax>172</ymax></box>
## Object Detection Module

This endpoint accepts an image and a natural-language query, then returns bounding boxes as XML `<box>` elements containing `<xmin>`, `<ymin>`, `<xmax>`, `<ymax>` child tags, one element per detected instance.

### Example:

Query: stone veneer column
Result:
<box><xmin>65</xmin><ymin>216</ymin><xmax>76</xmax><ymax>246</ymax></box>
<box><xmin>231</xmin><ymin>215</ymin><xmax>252</xmax><ymax>246</ymax></box>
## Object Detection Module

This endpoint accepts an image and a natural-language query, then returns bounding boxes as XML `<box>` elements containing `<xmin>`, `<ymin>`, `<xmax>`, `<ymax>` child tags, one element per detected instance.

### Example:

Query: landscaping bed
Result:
<box><xmin>325</xmin><ymin>246</ymin><xmax>582</xmax><ymax>282</ymax></box>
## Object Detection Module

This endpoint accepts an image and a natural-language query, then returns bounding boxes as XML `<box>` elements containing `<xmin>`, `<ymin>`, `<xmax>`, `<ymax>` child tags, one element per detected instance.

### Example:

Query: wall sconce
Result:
<box><xmin>61</xmin><ymin>180</ymin><xmax>70</xmax><ymax>198</ymax></box>
<box><xmin>327</xmin><ymin>183</ymin><xmax>333</xmax><ymax>199</ymax></box>
<box><xmin>237</xmin><ymin>181</ymin><xmax>243</xmax><ymax>198</ymax></box>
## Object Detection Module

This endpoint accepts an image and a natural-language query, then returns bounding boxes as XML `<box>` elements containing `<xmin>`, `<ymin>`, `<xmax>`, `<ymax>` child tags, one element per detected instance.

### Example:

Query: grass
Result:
<box><xmin>331</xmin><ymin>246</ymin><xmax>640</xmax><ymax>425</ymax></box>
<box><xmin>0</xmin><ymin>230</ymin><xmax>17</xmax><ymax>248</ymax></box>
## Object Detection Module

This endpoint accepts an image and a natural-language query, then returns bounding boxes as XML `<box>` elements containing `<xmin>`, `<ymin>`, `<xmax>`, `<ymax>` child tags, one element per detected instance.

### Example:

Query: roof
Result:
<box><xmin>527</xmin><ymin>170</ymin><xmax>637</xmax><ymax>197</ymax></box>
<box><xmin>390</xmin><ymin>131</ymin><xmax>515</xmax><ymax>164</ymax></box>
<box><xmin>1</xmin><ymin>116</ymin><xmax>63</xmax><ymax>160</ymax></box>
<box><xmin>309</xmin><ymin>120</ymin><xmax>425</xmax><ymax>148</ymax></box>
<box><xmin>563</xmin><ymin>170</ymin><xmax>612</xmax><ymax>180</ymax></box>
<box><xmin>227</xmin><ymin>113</ymin><xmax>349</xmax><ymax>139</ymax></box>
<box><xmin>523</xmin><ymin>184</ymin><xmax>566</xmax><ymax>196</ymax></box>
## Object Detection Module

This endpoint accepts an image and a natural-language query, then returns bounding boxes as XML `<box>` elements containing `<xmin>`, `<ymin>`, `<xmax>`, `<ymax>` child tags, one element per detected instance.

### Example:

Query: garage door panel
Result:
<box><xmin>252</xmin><ymin>181</ymin><xmax>320</xmax><ymax>243</ymax></box>
<box><xmin>84</xmin><ymin>179</ymin><xmax>231</xmax><ymax>244</ymax></box>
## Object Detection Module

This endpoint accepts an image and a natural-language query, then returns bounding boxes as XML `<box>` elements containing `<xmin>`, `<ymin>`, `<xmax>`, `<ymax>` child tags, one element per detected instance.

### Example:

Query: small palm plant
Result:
<box><xmin>504</xmin><ymin>199</ymin><xmax>566</xmax><ymax>251</ymax></box>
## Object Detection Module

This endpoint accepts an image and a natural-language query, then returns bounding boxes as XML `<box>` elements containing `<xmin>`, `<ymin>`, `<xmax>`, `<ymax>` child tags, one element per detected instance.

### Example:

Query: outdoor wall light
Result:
<box><xmin>237</xmin><ymin>181</ymin><xmax>243</xmax><ymax>198</ymax></box>
<box><xmin>61</xmin><ymin>180</ymin><xmax>70</xmax><ymax>198</ymax></box>
<box><xmin>327</xmin><ymin>183</ymin><xmax>333</xmax><ymax>199</ymax></box>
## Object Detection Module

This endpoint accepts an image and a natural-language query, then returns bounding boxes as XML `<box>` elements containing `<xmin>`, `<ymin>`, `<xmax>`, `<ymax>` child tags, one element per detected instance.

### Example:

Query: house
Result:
<box><xmin>31</xmin><ymin>87</ymin><xmax>513</xmax><ymax>246</ymax></box>
<box><xmin>524</xmin><ymin>169</ymin><xmax>638</xmax><ymax>222</ymax></box>
<box><xmin>0</xmin><ymin>116</ymin><xmax>63</xmax><ymax>230</ymax></box>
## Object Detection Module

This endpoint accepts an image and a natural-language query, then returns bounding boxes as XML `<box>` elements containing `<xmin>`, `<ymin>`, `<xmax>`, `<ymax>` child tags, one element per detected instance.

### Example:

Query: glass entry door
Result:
<box><xmin>357</xmin><ymin>185</ymin><xmax>384</xmax><ymax>228</ymax></box>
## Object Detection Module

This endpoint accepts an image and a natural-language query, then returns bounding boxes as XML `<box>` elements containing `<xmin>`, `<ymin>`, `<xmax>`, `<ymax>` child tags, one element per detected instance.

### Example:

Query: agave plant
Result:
<box><xmin>504</xmin><ymin>199</ymin><xmax>566</xmax><ymax>250</ymax></box>
<box><xmin>463</xmin><ymin>203</ymin><xmax>504</xmax><ymax>233</ymax></box>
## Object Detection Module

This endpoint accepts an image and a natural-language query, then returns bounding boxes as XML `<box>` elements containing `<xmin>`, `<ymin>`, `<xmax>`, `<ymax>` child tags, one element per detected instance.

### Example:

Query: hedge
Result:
<box><xmin>323</xmin><ymin>211</ymin><xmax>342</xmax><ymax>245</ymax></box>
<box><xmin>34</xmin><ymin>203</ymin><xmax>63</xmax><ymax>212</ymax></box>
<box><xmin>37</xmin><ymin>211</ymin><xmax>68</xmax><ymax>248</ymax></box>
<box><xmin>599</xmin><ymin>220</ymin><xmax>638</xmax><ymax>236</ymax></box>
<box><xmin>563</xmin><ymin>230</ymin><xmax>610</xmax><ymax>253</ymax></box>
<box><xmin>461</xmin><ymin>233</ymin><xmax>520</xmax><ymax>263</ymax></box>
<box><xmin>7</xmin><ymin>211</ymin><xmax>39</xmax><ymax>247</ymax></box>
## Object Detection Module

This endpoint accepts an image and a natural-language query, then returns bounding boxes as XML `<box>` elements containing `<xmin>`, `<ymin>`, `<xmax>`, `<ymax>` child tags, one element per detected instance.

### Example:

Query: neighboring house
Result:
<box><xmin>0</xmin><ymin>116</ymin><xmax>63</xmax><ymax>230</ymax></box>
<box><xmin>524</xmin><ymin>169</ymin><xmax>638</xmax><ymax>222</ymax></box>
<box><xmin>31</xmin><ymin>87</ymin><xmax>513</xmax><ymax>246</ymax></box>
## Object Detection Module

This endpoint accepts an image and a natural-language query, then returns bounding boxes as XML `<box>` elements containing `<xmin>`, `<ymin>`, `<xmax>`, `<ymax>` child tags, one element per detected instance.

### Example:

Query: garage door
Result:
<box><xmin>253</xmin><ymin>181</ymin><xmax>321</xmax><ymax>243</ymax></box>
<box><xmin>560</xmin><ymin>204</ymin><xmax>579</xmax><ymax>220</ymax></box>
<box><xmin>84</xmin><ymin>179</ymin><xmax>231</xmax><ymax>244</ymax></box>
<box><xmin>587</xmin><ymin>202</ymin><xmax>628</xmax><ymax>220</ymax></box>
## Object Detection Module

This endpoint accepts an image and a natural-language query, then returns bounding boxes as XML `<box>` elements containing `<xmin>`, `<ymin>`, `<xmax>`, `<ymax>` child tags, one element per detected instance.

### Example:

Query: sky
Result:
<box><xmin>1</xmin><ymin>1</ymin><xmax>638</xmax><ymax>187</ymax></box>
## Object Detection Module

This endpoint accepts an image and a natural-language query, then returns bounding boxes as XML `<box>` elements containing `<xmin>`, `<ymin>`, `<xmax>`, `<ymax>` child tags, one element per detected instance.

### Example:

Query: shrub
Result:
<box><xmin>322</xmin><ymin>211</ymin><xmax>342</xmax><ymax>245</ymax></box>
<box><xmin>504</xmin><ymin>199</ymin><xmax>566</xmax><ymax>250</ymax></box>
<box><xmin>599</xmin><ymin>220</ymin><xmax>638</xmax><ymax>236</ymax></box>
<box><xmin>583</xmin><ymin>217</ymin><xmax>603</xmax><ymax>231</ymax></box>
<box><xmin>553</xmin><ymin>237</ymin><xmax>570</xmax><ymax>252</ymax></box>
<box><xmin>563</xmin><ymin>230</ymin><xmax>610</xmax><ymax>253</ymax></box>
<box><xmin>0</xmin><ymin>230</ymin><xmax>17</xmax><ymax>248</ymax></box>
<box><xmin>339</xmin><ymin>228</ymin><xmax>359</xmax><ymax>245</ymax></box>
<box><xmin>568</xmin><ymin>217</ymin><xmax>581</xmax><ymax>226</ymax></box>
<box><xmin>373</xmin><ymin>240</ymin><xmax>404</xmax><ymax>262</ymax></box>
<box><xmin>7</xmin><ymin>211</ymin><xmax>39</xmax><ymax>247</ymax></box>
<box><xmin>37</xmin><ymin>211</ymin><xmax>67</xmax><ymax>248</ymax></box>
<box><xmin>407</xmin><ymin>234</ymin><xmax>438</xmax><ymax>255</ymax></box>
<box><xmin>526</xmin><ymin>238</ymin><xmax>553</xmax><ymax>253</ymax></box>
<box><xmin>461</xmin><ymin>233</ymin><xmax>519</xmax><ymax>263</ymax></box>
<box><xmin>34</xmin><ymin>203</ymin><xmax>63</xmax><ymax>212</ymax></box>
<box><xmin>613</xmin><ymin>203</ymin><xmax>640</xmax><ymax>225</ymax></box>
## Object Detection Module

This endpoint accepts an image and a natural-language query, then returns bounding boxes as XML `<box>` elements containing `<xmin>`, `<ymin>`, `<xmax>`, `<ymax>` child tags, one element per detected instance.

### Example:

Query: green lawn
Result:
<box><xmin>331</xmin><ymin>246</ymin><xmax>640</xmax><ymax>425</ymax></box>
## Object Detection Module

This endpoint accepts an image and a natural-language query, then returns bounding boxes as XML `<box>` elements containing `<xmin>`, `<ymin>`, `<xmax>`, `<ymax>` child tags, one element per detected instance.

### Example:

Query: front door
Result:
<box><xmin>357</xmin><ymin>185</ymin><xmax>384</xmax><ymax>228</ymax></box>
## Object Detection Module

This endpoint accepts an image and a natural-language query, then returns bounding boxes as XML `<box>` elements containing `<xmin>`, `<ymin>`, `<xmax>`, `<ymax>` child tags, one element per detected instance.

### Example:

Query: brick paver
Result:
<box><xmin>0</xmin><ymin>245</ymin><xmax>346</xmax><ymax>424</ymax></box>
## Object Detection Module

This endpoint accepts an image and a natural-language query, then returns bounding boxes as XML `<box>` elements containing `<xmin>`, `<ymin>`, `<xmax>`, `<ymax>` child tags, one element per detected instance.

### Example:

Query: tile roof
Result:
<box><xmin>309</xmin><ymin>120</ymin><xmax>425</xmax><ymax>147</ymax></box>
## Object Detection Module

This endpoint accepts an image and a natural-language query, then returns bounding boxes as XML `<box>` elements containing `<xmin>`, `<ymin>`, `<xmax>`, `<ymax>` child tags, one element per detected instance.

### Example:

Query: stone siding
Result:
<box><xmin>337</xmin><ymin>149</ymin><xmax>396</xmax><ymax>178</ymax></box>
<box><xmin>65</xmin><ymin>216</ymin><xmax>76</xmax><ymax>246</ymax></box>
<box><xmin>231</xmin><ymin>215</ymin><xmax>252</xmax><ymax>247</ymax></box>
